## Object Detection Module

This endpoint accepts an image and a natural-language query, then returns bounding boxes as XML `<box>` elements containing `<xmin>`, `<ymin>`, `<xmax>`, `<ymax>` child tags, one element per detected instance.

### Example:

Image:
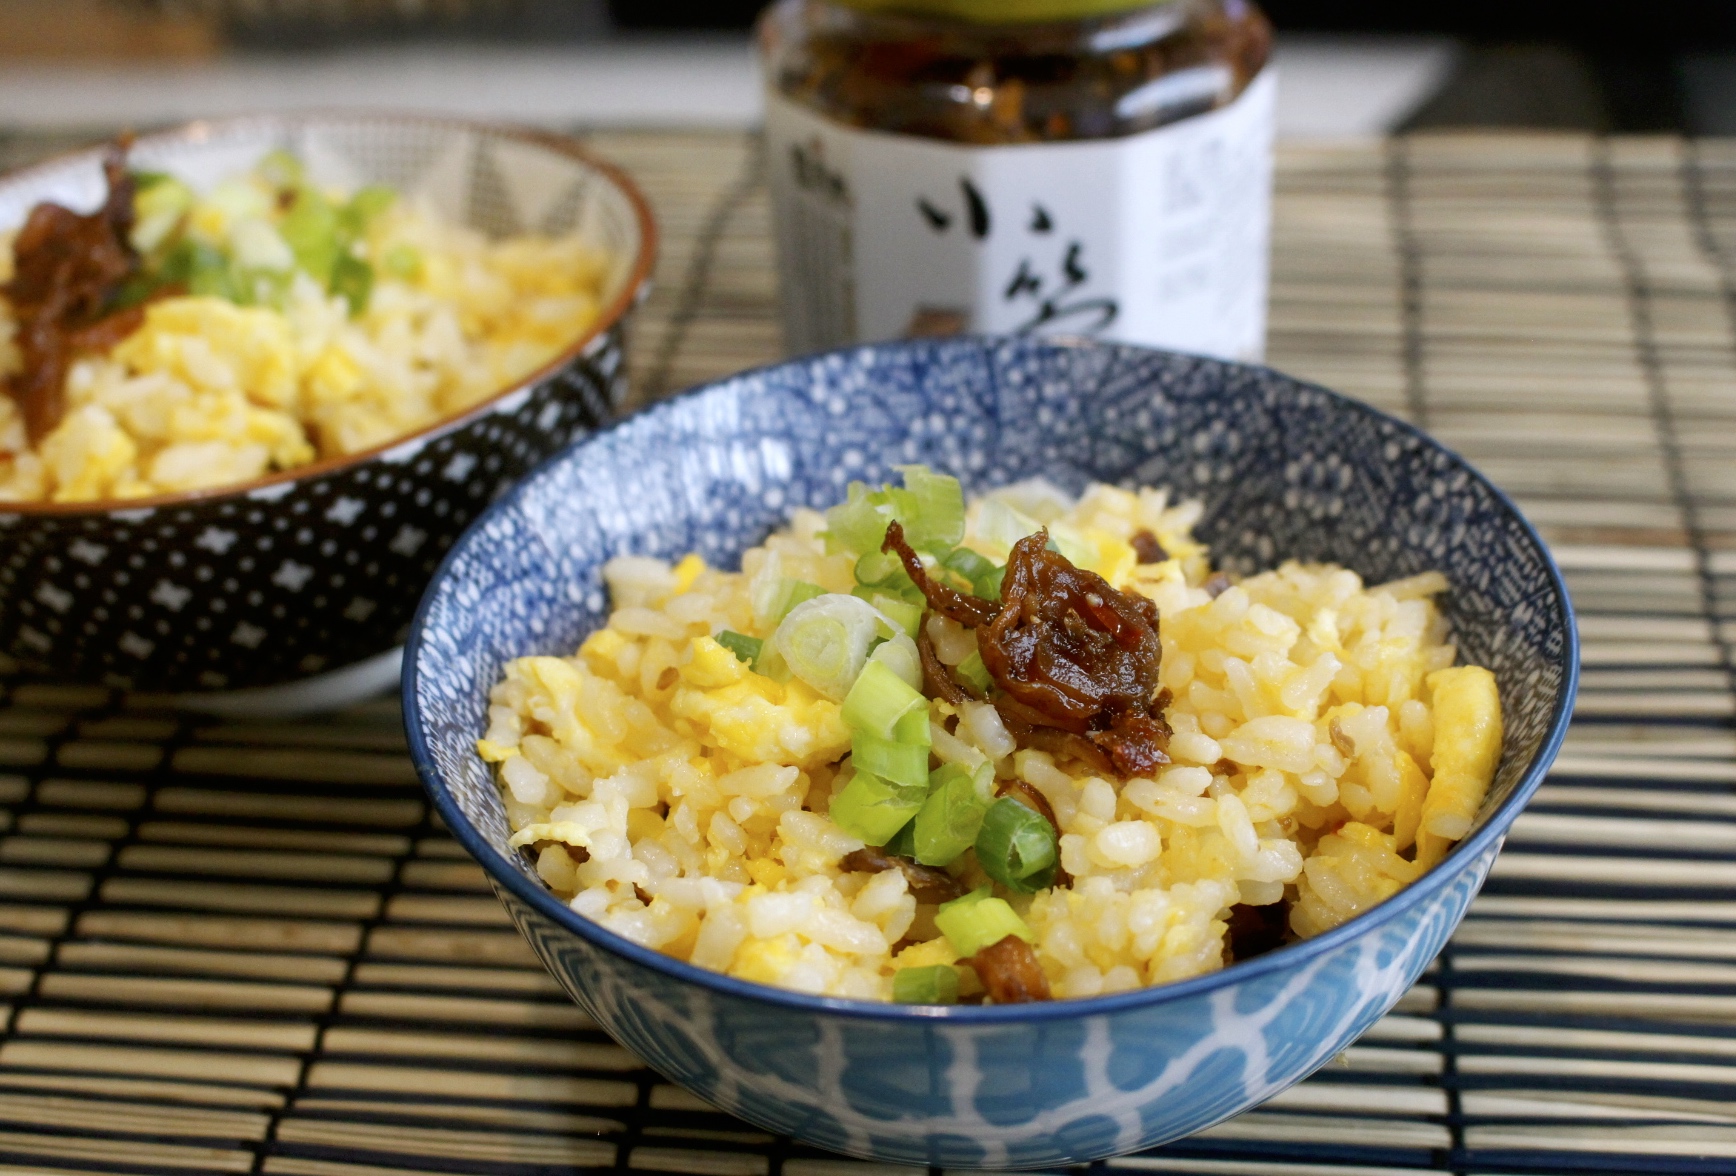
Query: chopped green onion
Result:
<box><xmin>257</xmin><ymin>149</ymin><xmax>306</xmax><ymax>190</ymax></box>
<box><xmin>279</xmin><ymin>187</ymin><xmax>341</xmax><ymax>285</ymax></box>
<box><xmin>975</xmin><ymin>797</ymin><xmax>1059</xmax><ymax>894</ymax></box>
<box><xmin>940</xmin><ymin>546</ymin><xmax>1005</xmax><ymax>603</ymax></box>
<box><xmin>829</xmin><ymin>770</ymin><xmax>925</xmax><ymax>846</ymax></box>
<box><xmin>913</xmin><ymin>762</ymin><xmax>994</xmax><ymax>867</ymax></box>
<box><xmin>130</xmin><ymin>211</ymin><xmax>182</xmax><ymax>256</ymax></box>
<box><xmin>974</xmin><ymin>564</ymin><xmax>1005</xmax><ymax>603</ymax></box>
<box><xmin>748</xmin><ymin>555</ymin><xmax>793</xmax><ymax>630</ymax></box>
<box><xmin>382</xmin><ymin>242</ymin><xmax>423</xmax><ymax>279</ymax></box>
<box><xmin>954</xmin><ymin>650</ymin><xmax>992</xmax><ymax>697</ymax></box>
<box><xmin>760</xmin><ymin>577</ymin><xmax>826</xmax><ymax>625</ymax></box>
<box><xmin>941</xmin><ymin>546</ymin><xmax>994</xmax><ymax>583</ymax></box>
<box><xmin>854</xmin><ymin>550</ymin><xmax>902</xmax><ymax>586</ymax></box>
<box><xmin>330</xmin><ymin>253</ymin><xmax>374</xmax><ymax>316</ymax></box>
<box><xmin>153</xmin><ymin>238</ymin><xmax>199</xmax><ymax>286</ymax></box>
<box><xmin>183</xmin><ymin>240</ymin><xmax>240</xmax><ymax>301</ymax></box>
<box><xmin>347</xmin><ymin>184</ymin><xmax>397</xmax><ymax>224</ymax></box>
<box><xmin>883</xmin><ymin>818</ymin><xmax>917</xmax><ymax>858</ymax></box>
<box><xmin>236</xmin><ymin>266</ymin><xmax>293</xmax><ymax>310</ymax></box>
<box><xmin>867</xmin><ymin>632</ymin><xmax>922</xmax><ymax>692</ymax></box>
<box><xmin>130</xmin><ymin>173</ymin><xmax>194</xmax><ymax>253</ymax></box>
<box><xmin>852</xmin><ymin>730</ymin><xmax>931</xmax><ymax>790</ymax></box>
<box><xmin>824</xmin><ymin>482</ymin><xmax>896</xmax><ymax>556</ymax></box>
<box><xmin>754</xmin><ymin>641</ymin><xmax>791</xmax><ymax>682</ymax></box>
<box><xmin>779</xmin><ymin>580</ymin><xmax>826</xmax><ymax>619</ymax></box>
<box><xmin>870</xmin><ymin>595</ymin><xmax>923</xmax><ymax>640</ymax></box>
<box><xmin>207</xmin><ymin>175</ymin><xmax>272</xmax><ymax>224</ymax></box>
<box><xmin>715</xmin><ymin>630</ymin><xmax>761</xmax><ymax>667</ymax></box>
<box><xmin>853</xmin><ymin>577</ymin><xmax>923</xmax><ymax>612</ymax></box>
<box><xmin>973</xmin><ymin>499</ymin><xmax>1043</xmax><ymax>562</ymax></box>
<box><xmin>772</xmin><ymin>594</ymin><xmax>880</xmax><ymax>701</ymax></box>
<box><xmin>826</xmin><ymin>466</ymin><xmax>964</xmax><ymax>558</ymax></box>
<box><xmin>335</xmin><ymin>185</ymin><xmax>395</xmax><ymax>244</ymax></box>
<box><xmin>894</xmin><ymin>703</ymin><xmax>932</xmax><ymax>748</ymax></box>
<box><xmin>893</xmin><ymin>965</ymin><xmax>959</xmax><ymax>1004</ymax></box>
<box><xmin>934</xmin><ymin>888</ymin><xmax>1034</xmax><ymax>957</ymax></box>
<box><xmin>1047</xmin><ymin>522</ymin><xmax>1101</xmax><ymax>573</ymax></box>
<box><xmin>855</xmin><ymin>550</ymin><xmax>920</xmax><ymax>601</ymax></box>
<box><xmin>895</xmin><ymin>465</ymin><xmax>966</xmax><ymax>551</ymax></box>
<box><xmin>230</xmin><ymin>219</ymin><xmax>294</xmax><ymax>272</ymax></box>
<box><xmin>841</xmin><ymin>659</ymin><xmax>927</xmax><ymax>741</ymax></box>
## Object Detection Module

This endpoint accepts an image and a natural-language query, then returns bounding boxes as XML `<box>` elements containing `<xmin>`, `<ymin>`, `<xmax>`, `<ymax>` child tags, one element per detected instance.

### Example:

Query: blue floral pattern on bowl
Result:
<box><xmin>404</xmin><ymin>336</ymin><xmax>1577</xmax><ymax>1168</ymax></box>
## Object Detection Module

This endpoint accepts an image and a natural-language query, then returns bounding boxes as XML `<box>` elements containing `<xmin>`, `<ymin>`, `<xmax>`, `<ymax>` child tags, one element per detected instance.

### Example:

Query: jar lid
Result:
<box><xmin>834</xmin><ymin>0</ymin><xmax>1158</xmax><ymax>23</ymax></box>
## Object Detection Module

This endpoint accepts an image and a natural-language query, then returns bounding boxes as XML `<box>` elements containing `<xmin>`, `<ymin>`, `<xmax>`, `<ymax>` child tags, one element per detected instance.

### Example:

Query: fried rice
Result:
<box><xmin>480</xmin><ymin>479</ymin><xmax>1502</xmax><ymax>1002</ymax></box>
<box><xmin>0</xmin><ymin>159</ymin><xmax>613</xmax><ymax>504</ymax></box>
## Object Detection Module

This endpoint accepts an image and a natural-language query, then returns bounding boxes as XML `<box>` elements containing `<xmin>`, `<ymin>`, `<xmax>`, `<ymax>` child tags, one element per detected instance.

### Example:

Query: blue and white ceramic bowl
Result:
<box><xmin>404</xmin><ymin>337</ymin><xmax>1578</xmax><ymax>1168</ymax></box>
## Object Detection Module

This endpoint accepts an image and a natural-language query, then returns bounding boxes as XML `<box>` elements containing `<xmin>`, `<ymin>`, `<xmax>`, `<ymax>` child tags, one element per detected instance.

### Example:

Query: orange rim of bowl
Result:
<box><xmin>0</xmin><ymin>111</ymin><xmax>659</xmax><ymax>517</ymax></box>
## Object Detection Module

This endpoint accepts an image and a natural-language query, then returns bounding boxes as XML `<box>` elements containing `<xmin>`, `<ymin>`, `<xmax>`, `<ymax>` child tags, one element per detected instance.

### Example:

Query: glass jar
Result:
<box><xmin>759</xmin><ymin>0</ymin><xmax>1275</xmax><ymax>360</ymax></box>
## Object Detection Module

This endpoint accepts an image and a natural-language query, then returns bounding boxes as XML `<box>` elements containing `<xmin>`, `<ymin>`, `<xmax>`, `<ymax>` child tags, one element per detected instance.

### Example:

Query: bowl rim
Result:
<box><xmin>0</xmin><ymin>109</ymin><xmax>658</xmax><ymax>517</ymax></box>
<box><xmin>403</xmin><ymin>335</ymin><xmax>1581</xmax><ymax>1024</ymax></box>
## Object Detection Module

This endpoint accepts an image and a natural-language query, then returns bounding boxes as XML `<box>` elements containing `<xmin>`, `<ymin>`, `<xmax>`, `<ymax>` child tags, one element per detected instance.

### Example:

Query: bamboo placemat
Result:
<box><xmin>0</xmin><ymin>125</ymin><xmax>1732</xmax><ymax>1175</ymax></box>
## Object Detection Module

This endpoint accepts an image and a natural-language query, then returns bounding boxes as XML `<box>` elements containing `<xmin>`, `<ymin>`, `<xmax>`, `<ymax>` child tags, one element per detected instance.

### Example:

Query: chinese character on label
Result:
<box><xmin>766</xmin><ymin>68</ymin><xmax>1274</xmax><ymax>363</ymax></box>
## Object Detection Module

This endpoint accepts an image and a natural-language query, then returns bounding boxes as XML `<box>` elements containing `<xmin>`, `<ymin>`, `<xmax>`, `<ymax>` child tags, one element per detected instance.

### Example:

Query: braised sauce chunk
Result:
<box><xmin>840</xmin><ymin>846</ymin><xmax>968</xmax><ymax>905</ymax></box>
<box><xmin>2</xmin><ymin>142</ymin><xmax>141</xmax><ymax>443</ymax></box>
<box><xmin>916</xmin><ymin>626</ymin><xmax>975</xmax><ymax>704</ymax></box>
<box><xmin>884</xmin><ymin>520</ymin><xmax>998</xmax><ymax>628</ymax></box>
<box><xmin>1130</xmin><ymin>529</ymin><xmax>1167</xmax><ymax>563</ymax></box>
<box><xmin>969</xmin><ymin>935</ymin><xmax>1052</xmax><ymax>1004</ymax></box>
<box><xmin>884</xmin><ymin>521</ymin><xmax>1170</xmax><ymax>778</ymax></box>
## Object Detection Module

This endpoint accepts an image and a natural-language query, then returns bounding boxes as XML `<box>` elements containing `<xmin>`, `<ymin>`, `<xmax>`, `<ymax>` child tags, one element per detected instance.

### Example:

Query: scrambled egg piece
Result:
<box><xmin>670</xmin><ymin>637</ymin><xmax>851</xmax><ymax>770</ymax></box>
<box><xmin>1417</xmin><ymin>665</ymin><xmax>1503</xmax><ymax>866</ymax></box>
<box><xmin>113</xmin><ymin>298</ymin><xmax>301</xmax><ymax>410</ymax></box>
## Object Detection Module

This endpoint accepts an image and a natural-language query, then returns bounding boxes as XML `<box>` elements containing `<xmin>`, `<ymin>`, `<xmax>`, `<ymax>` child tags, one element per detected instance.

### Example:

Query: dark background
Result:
<box><xmin>185</xmin><ymin>0</ymin><xmax>1736</xmax><ymax>134</ymax></box>
<box><xmin>605</xmin><ymin>0</ymin><xmax>1736</xmax><ymax>133</ymax></box>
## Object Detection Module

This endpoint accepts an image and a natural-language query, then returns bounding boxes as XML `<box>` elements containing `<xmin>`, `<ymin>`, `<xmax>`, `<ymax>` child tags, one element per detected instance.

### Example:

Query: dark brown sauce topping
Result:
<box><xmin>1225</xmin><ymin>902</ymin><xmax>1290</xmax><ymax>963</ymax></box>
<box><xmin>969</xmin><ymin>934</ymin><xmax>1052</xmax><ymax>1003</ymax></box>
<box><xmin>884</xmin><ymin>521</ymin><xmax>999</xmax><ymax>628</ymax></box>
<box><xmin>885</xmin><ymin>520</ymin><xmax>1170</xmax><ymax>779</ymax></box>
<box><xmin>1130</xmin><ymin>529</ymin><xmax>1167</xmax><ymax>563</ymax></box>
<box><xmin>840</xmin><ymin>846</ymin><xmax>968</xmax><ymax>905</ymax></box>
<box><xmin>992</xmin><ymin>691</ymin><xmax>1117</xmax><ymax>780</ymax></box>
<box><xmin>916</xmin><ymin>625</ymin><xmax>976</xmax><ymax>705</ymax></box>
<box><xmin>983</xmin><ymin>530</ymin><xmax>1165</xmax><ymax>734</ymax></box>
<box><xmin>773</xmin><ymin>3</ymin><xmax>1272</xmax><ymax>146</ymax></box>
<box><xmin>2</xmin><ymin>140</ymin><xmax>142</xmax><ymax>444</ymax></box>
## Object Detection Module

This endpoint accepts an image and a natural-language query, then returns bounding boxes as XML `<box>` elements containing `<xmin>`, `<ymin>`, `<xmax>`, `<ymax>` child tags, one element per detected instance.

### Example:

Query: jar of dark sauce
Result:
<box><xmin>760</xmin><ymin>0</ymin><xmax>1275</xmax><ymax>359</ymax></box>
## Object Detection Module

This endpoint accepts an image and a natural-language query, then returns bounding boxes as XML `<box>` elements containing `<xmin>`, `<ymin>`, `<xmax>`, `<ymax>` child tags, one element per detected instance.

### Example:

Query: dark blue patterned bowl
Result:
<box><xmin>404</xmin><ymin>337</ymin><xmax>1577</xmax><ymax>1168</ymax></box>
<box><xmin>0</xmin><ymin>113</ymin><xmax>654</xmax><ymax>699</ymax></box>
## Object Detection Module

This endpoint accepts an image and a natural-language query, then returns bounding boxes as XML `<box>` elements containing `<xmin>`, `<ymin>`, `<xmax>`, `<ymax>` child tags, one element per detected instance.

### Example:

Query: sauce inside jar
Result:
<box><xmin>764</xmin><ymin>0</ymin><xmax>1272</xmax><ymax>144</ymax></box>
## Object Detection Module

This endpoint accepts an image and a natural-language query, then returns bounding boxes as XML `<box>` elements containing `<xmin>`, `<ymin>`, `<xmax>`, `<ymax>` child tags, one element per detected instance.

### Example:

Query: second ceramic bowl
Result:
<box><xmin>0</xmin><ymin>113</ymin><xmax>654</xmax><ymax>699</ymax></box>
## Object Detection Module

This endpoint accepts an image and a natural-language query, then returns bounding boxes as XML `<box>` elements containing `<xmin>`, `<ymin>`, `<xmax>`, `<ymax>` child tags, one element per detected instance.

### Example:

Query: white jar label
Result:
<box><xmin>765</xmin><ymin>67</ymin><xmax>1275</xmax><ymax>362</ymax></box>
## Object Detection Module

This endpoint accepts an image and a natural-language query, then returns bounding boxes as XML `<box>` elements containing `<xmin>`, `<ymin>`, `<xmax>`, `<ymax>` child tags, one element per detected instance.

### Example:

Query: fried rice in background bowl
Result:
<box><xmin>404</xmin><ymin>336</ymin><xmax>1577</xmax><ymax>1167</ymax></box>
<box><xmin>0</xmin><ymin>113</ymin><xmax>654</xmax><ymax>703</ymax></box>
